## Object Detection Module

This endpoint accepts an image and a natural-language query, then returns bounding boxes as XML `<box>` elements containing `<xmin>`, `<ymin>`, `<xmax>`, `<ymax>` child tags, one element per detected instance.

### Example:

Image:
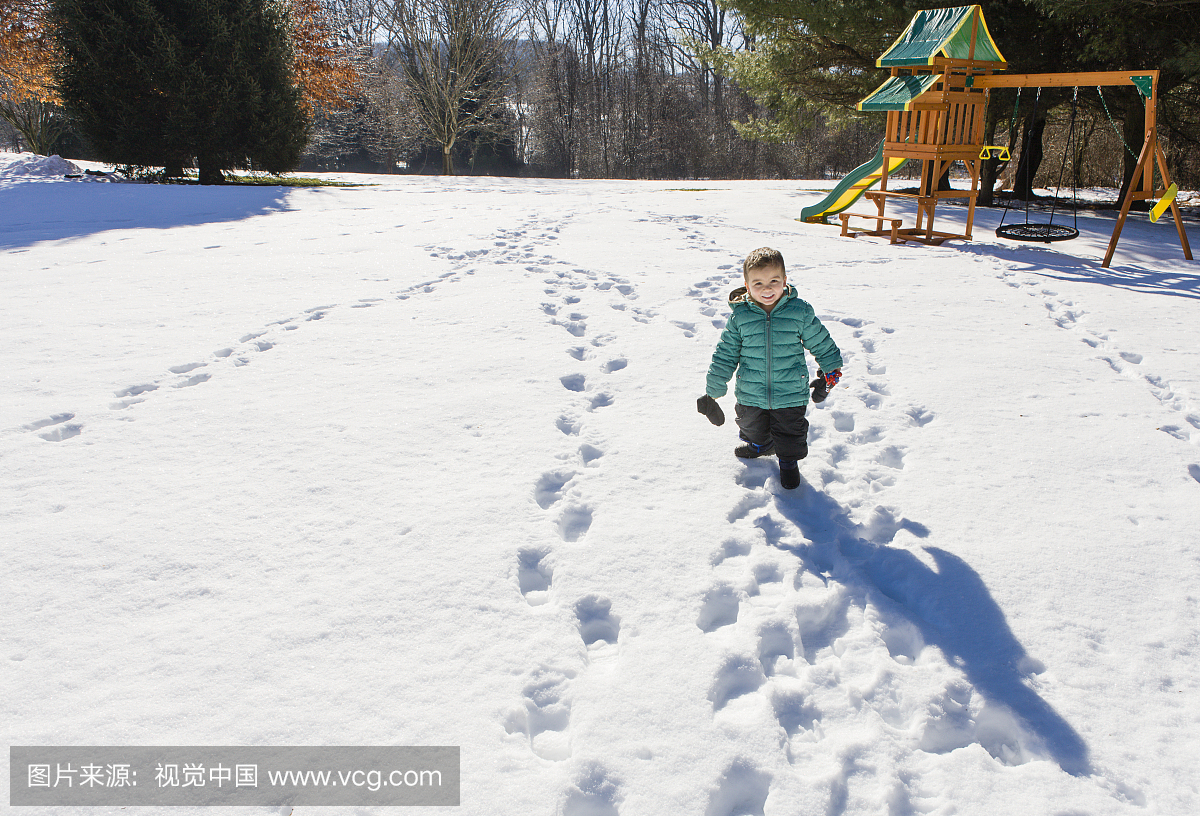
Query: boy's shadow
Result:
<box><xmin>752</xmin><ymin>465</ymin><xmax>1090</xmax><ymax>777</ymax></box>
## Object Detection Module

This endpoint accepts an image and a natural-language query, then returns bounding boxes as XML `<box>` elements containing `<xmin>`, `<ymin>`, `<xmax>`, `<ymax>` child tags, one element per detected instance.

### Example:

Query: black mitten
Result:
<box><xmin>697</xmin><ymin>395</ymin><xmax>725</xmax><ymax>426</ymax></box>
<box><xmin>810</xmin><ymin>372</ymin><xmax>829</xmax><ymax>404</ymax></box>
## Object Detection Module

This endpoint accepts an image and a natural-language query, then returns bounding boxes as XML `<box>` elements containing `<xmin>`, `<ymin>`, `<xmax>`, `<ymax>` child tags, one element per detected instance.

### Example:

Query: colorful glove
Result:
<box><xmin>697</xmin><ymin>395</ymin><xmax>725</xmax><ymax>426</ymax></box>
<box><xmin>824</xmin><ymin>369</ymin><xmax>842</xmax><ymax>389</ymax></box>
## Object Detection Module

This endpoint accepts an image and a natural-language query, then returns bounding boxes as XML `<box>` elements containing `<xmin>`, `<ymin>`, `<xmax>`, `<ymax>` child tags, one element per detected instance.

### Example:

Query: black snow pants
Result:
<box><xmin>735</xmin><ymin>404</ymin><xmax>809</xmax><ymax>461</ymax></box>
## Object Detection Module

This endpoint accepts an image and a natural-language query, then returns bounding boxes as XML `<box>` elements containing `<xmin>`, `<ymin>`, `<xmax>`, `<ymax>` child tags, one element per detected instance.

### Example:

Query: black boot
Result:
<box><xmin>735</xmin><ymin>439</ymin><xmax>775</xmax><ymax>459</ymax></box>
<box><xmin>779</xmin><ymin>459</ymin><xmax>800</xmax><ymax>489</ymax></box>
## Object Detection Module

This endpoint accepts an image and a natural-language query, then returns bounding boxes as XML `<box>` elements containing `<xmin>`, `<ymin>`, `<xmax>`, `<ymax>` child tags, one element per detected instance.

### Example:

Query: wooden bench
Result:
<box><xmin>838</xmin><ymin>211</ymin><xmax>905</xmax><ymax>244</ymax></box>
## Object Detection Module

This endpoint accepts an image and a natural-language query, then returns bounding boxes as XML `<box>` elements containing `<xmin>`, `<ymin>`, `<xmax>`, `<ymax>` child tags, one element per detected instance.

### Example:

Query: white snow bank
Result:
<box><xmin>0</xmin><ymin>151</ymin><xmax>82</xmax><ymax>179</ymax></box>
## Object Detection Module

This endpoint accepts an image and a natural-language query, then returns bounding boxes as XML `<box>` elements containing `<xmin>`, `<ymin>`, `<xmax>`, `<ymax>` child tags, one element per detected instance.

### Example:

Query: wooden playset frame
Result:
<box><xmin>806</xmin><ymin>5</ymin><xmax>1192</xmax><ymax>269</ymax></box>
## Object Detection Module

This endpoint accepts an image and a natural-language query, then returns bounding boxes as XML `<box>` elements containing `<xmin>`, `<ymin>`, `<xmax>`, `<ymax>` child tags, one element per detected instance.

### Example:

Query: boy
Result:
<box><xmin>697</xmin><ymin>247</ymin><xmax>843</xmax><ymax>490</ymax></box>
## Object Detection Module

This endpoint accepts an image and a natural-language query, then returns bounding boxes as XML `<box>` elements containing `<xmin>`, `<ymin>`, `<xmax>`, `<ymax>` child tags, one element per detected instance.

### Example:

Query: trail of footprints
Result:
<box><xmin>505</xmin><ymin>261</ymin><xmax>641</xmax><ymax>815</ymax></box>
<box><xmin>19</xmin><ymin>301</ymin><xmax>356</xmax><ymax>441</ymax></box>
<box><xmin>690</xmin><ymin>308</ymin><xmax>1012</xmax><ymax>815</ymax></box>
<box><xmin>19</xmin><ymin>213</ymin><xmax>569</xmax><ymax>444</ymax></box>
<box><xmin>1000</xmin><ymin>270</ymin><xmax>1200</xmax><ymax>472</ymax></box>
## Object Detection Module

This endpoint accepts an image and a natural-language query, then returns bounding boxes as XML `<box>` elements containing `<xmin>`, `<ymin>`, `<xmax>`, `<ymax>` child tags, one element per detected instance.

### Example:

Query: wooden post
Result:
<box><xmin>1155</xmin><ymin>143</ymin><xmax>1193</xmax><ymax>261</ymax></box>
<box><xmin>1103</xmin><ymin>134</ymin><xmax>1152</xmax><ymax>268</ymax></box>
<box><xmin>1101</xmin><ymin>75</ymin><xmax>1192</xmax><ymax>267</ymax></box>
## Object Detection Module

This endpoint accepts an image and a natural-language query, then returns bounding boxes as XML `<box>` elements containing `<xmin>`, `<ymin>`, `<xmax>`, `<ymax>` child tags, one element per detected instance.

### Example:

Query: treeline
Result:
<box><xmin>3</xmin><ymin>0</ymin><xmax>1199</xmax><ymax>187</ymax></box>
<box><xmin>300</xmin><ymin>0</ymin><xmax>842</xmax><ymax>179</ymax></box>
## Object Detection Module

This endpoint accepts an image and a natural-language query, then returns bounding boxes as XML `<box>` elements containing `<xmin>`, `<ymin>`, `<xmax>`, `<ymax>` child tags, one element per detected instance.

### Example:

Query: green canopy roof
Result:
<box><xmin>877</xmin><ymin>5</ymin><xmax>1005</xmax><ymax>67</ymax></box>
<box><xmin>857</xmin><ymin>74</ymin><xmax>941</xmax><ymax>111</ymax></box>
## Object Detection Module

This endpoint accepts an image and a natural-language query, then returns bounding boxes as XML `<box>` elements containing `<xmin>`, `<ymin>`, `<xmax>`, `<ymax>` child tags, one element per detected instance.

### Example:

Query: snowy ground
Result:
<box><xmin>3</xmin><ymin>152</ymin><xmax>1200</xmax><ymax>815</ymax></box>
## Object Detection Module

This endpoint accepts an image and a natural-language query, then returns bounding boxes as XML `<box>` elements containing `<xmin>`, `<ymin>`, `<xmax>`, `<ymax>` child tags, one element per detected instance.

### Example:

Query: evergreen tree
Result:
<box><xmin>1029</xmin><ymin>0</ymin><xmax>1200</xmax><ymax>194</ymax></box>
<box><xmin>52</xmin><ymin>0</ymin><xmax>309</xmax><ymax>183</ymax></box>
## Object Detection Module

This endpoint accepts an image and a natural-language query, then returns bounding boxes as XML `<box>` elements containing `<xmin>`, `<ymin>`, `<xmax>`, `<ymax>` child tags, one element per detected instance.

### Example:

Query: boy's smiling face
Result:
<box><xmin>745</xmin><ymin>263</ymin><xmax>786</xmax><ymax>311</ymax></box>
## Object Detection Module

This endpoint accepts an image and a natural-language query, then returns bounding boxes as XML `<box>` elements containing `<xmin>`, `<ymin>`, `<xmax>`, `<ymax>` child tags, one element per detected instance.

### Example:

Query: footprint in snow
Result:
<box><xmin>756</xmin><ymin>619</ymin><xmax>797</xmax><ymax>676</ymax></box>
<box><xmin>168</xmin><ymin>362</ymin><xmax>206</xmax><ymax>374</ymax></box>
<box><xmin>907</xmin><ymin>406</ymin><xmax>935</xmax><ymax>427</ymax></box>
<box><xmin>772</xmin><ymin>687</ymin><xmax>822</xmax><ymax>739</ymax></box>
<box><xmin>114</xmin><ymin>383</ymin><xmax>158</xmax><ymax>399</ymax></box>
<box><xmin>560</xmin><ymin>762</ymin><xmax>622</xmax><ymax>816</ymax></box>
<box><xmin>535</xmin><ymin>470</ymin><xmax>574</xmax><ymax>510</ymax></box>
<box><xmin>859</xmin><ymin>391</ymin><xmax>884</xmax><ymax>410</ymax></box>
<box><xmin>560</xmin><ymin>374</ymin><xmax>587</xmax><ymax>393</ymax></box>
<box><xmin>875</xmin><ymin>445</ymin><xmax>906</xmax><ymax>469</ymax></box>
<box><xmin>588</xmin><ymin>393</ymin><xmax>614</xmax><ymax>411</ymax></box>
<box><xmin>575</xmin><ymin>594</ymin><xmax>620</xmax><ymax>655</ymax></box>
<box><xmin>850</xmin><ymin>426</ymin><xmax>886</xmax><ymax>445</ymax></box>
<box><xmin>793</xmin><ymin>585</ymin><xmax>852</xmax><ymax>665</ymax></box>
<box><xmin>697</xmin><ymin>584</ymin><xmax>740</xmax><ymax>633</ymax></box>
<box><xmin>173</xmin><ymin>372</ymin><xmax>211</xmax><ymax>388</ymax></box>
<box><xmin>557</xmin><ymin>505</ymin><xmax>593</xmax><ymax>542</ymax></box>
<box><xmin>709</xmin><ymin>653</ymin><xmax>765</xmax><ymax>711</ymax></box>
<box><xmin>710</xmin><ymin>538</ymin><xmax>752</xmax><ymax>566</ymax></box>
<box><xmin>504</xmin><ymin>668</ymin><xmax>574</xmax><ymax>761</ymax></box>
<box><xmin>24</xmin><ymin>413</ymin><xmax>75</xmax><ymax>432</ymax></box>
<box><xmin>579</xmin><ymin>443</ymin><xmax>603</xmax><ymax>466</ymax></box>
<box><xmin>26</xmin><ymin>413</ymin><xmax>82</xmax><ymax>442</ymax></box>
<box><xmin>734</xmin><ymin>462</ymin><xmax>772</xmax><ymax>491</ymax></box>
<box><xmin>726</xmin><ymin>493</ymin><xmax>770</xmax><ymax>524</ymax></box>
<box><xmin>516</xmin><ymin>547</ymin><xmax>553</xmax><ymax>606</ymax></box>
<box><xmin>553</xmin><ymin>314</ymin><xmax>588</xmax><ymax>337</ymax></box>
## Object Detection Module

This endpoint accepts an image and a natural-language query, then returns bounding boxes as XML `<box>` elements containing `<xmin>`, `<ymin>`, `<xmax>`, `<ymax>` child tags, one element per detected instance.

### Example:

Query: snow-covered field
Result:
<box><xmin>3</xmin><ymin>151</ymin><xmax>1200</xmax><ymax>815</ymax></box>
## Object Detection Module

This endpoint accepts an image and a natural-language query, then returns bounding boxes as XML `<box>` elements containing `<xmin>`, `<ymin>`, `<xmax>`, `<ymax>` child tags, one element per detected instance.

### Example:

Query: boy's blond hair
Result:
<box><xmin>743</xmin><ymin>247</ymin><xmax>786</xmax><ymax>279</ymax></box>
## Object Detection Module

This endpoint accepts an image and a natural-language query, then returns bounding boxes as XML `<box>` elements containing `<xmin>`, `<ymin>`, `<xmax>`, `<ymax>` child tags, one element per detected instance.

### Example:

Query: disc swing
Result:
<box><xmin>996</xmin><ymin>87</ymin><xmax>1081</xmax><ymax>243</ymax></box>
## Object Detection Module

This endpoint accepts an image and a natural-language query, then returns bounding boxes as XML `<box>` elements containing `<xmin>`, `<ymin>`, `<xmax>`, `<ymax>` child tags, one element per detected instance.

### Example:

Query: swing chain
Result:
<box><xmin>1097</xmin><ymin>86</ymin><xmax>1140</xmax><ymax>160</ymax></box>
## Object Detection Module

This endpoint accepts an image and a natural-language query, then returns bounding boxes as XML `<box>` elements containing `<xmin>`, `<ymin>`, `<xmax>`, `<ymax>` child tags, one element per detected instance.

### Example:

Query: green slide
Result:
<box><xmin>799</xmin><ymin>142</ymin><xmax>909</xmax><ymax>224</ymax></box>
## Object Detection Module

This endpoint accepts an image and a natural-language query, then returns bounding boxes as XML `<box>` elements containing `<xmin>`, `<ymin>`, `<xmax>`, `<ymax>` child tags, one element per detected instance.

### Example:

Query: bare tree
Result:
<box><xmin>359</xmin><ymin>51</ymin><xmax>424</xmax><ymax>168</ymax></box>
<box><xmin>381</xmin><ymin>0</ymin><xmax>523</xmax><ymax>174</ymax></box>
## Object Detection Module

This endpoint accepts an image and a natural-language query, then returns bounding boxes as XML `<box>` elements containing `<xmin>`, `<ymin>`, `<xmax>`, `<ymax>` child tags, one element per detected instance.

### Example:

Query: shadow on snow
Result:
<box><xmin>881</xmin><ymin>196</ymin><xmax>1200</xmax><ymax>300</ymax></box>
<box><xmin>0</xmin><ymin>183</ymin><xmax>292</xmax><ymax>249</ymax></box>
<box><xmin>756</xmin><ymin>464</ymin><xmax>1091</xmax><ymax>777</ymax></box>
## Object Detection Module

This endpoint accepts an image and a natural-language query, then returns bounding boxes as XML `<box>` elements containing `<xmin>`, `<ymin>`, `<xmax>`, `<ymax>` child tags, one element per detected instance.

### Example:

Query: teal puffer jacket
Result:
<box><xmin>706</xmin><ymin>285</ymin><xmax>843</xmax><ymax>409</ymax></box>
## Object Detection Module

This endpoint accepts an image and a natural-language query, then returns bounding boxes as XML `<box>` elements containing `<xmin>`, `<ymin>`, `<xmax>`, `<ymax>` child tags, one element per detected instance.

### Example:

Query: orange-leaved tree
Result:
<box><xmin>289</xmin><ymin>0</ymin><xmax>361</xmax><ymax>113</ymax></box>
<box><xmin>0</xmin><ymin>0</ymin><xmax>67</xmax><ymax>154</ymax></box>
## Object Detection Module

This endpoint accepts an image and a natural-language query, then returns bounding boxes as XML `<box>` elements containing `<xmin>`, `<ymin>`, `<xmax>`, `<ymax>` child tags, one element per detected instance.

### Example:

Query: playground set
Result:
<box><xmin>799</xmin><ymin>5</ymin><xmax>1193</xmax><ymax>269</ymax></box>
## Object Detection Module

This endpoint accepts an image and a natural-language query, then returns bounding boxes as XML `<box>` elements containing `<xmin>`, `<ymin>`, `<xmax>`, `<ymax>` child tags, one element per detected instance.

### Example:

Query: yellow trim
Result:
<box><xmin>937</xmin><ymin>6</ymin><xmax>977</xmax><ymax>65</ymax></box>
<box><xmin>876</xmin><ymin>5</ymin><xmax>1006</xmax><ymax>68</ymax></box>
<box><xmin>857</xmin><ymin>74</ymin><xmax>942</xmax><ymax>111</ymax></box>
<box><xmin>857</xmin><ymin>75</ymin><xmax>901</xmax><ymax>111</ymax></box>
<box><xmin>876</xmin><ymin>13</ymin><xmax>921</xmax><ymax>68</ymax></box>
<box><xmin>970</xmin><ymin>8</ymin><xmax>1006</xmax><ymax>65</ymax></box>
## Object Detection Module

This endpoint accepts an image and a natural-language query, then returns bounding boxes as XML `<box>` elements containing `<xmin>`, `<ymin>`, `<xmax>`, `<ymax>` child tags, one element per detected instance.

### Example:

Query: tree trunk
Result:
<box><xmin>979</xmin><ymin>106</ymin><xmax>1002</xmax><ymax>207</ymax></box>
<box><xmin>1012</xmin><ymin>114</ymin><xmax>1046</xmax><ymax>200</ymax></box>
<box><xmin>1119</xmin><ymin>97</ymin><xmax>1145</xmax><ymax>205</ymax></box>
<box><xmin>442</xmin><ymin>144</ymin><xmax>453</xmax><ymax>175</ymax></box>
<box><xmin>198</xmin><ymin>158</ymin><xmax>225</xmax><ymax>185</ymax></box>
